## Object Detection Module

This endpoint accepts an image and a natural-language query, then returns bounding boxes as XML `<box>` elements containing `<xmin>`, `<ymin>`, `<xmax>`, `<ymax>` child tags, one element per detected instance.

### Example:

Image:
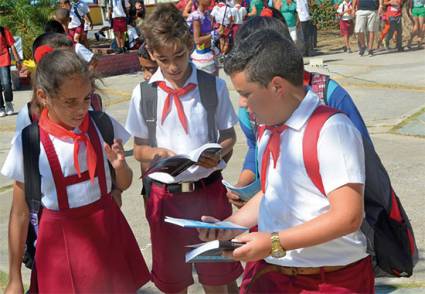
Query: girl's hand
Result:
<box><xmin>111</xmin><ymin>188</ymin><xmax>123</xmax><ymax>207</ymax></box>
<box><xmin>231</xmin><ymin>232</ymin><xmax>273</xmax><ymax>262</ymax></box>
<box><xmin>226</xmin><ymin>190</ymin><xmax>246</xmax><ymax>208</ymax></box>
<box><xmin>197</xmin><ymin>151</ymin><xmax>221</xmax><ymax>168</ymax></box>
<box><xmin>5</xmin><ymin>280</ymin><xmax>24</xmax><ymax>294</ymax></box>
<box><xmin>104</xmin><ymin>139</ymin><xmax>126</xmax><ymax>169</ymax></box>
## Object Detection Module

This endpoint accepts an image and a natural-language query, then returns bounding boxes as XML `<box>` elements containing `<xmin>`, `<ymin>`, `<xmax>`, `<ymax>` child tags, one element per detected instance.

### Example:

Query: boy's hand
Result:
<box><xmin>198</xmin><ymin>216</ymin><xmax>244</xmax><ymax>241</ymax></box>
<box><xmin>104</xmin><ymin>139</ymin><xmax>127</xmax><ymax>169</ymax></box>
<box><xmin>197</xmin><ymin>151</ymin><xmax>221</xmax><ymax>168</ymax></box>
<box><xmin>154</xmin><ymin>148</ymin><xmax>176</xmax><ymax>160</ymax></box>
<box><xmin>226</xmin><ymin>190</ymin><xmax>246</xmax><ymax>208</ymax></box>
<box><xmin>230</xmin><ymin>232</ymin><xmax>273</xmax><ymax>262</ymax></box>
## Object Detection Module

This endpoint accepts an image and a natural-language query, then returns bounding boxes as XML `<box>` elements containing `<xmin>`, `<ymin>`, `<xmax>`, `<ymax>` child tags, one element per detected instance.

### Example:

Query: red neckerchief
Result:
<box><xmin>260</xmin><ymin>124</ymin><xmax>288</xmax><ymax>193</ymax></box>
<box><xmin>303</xmin><ymin>71</ymin><xmax>312</xmax><ymax>87</ymax></box>
<box><xmin>38</xmin><ymin>108</ymin><xmax>97</xmax><ymax>183</ymax></box>
<box><xmin>157</xmin><ymin>81</ymin><xmax>197</xmax><ymax>134</ymax></box>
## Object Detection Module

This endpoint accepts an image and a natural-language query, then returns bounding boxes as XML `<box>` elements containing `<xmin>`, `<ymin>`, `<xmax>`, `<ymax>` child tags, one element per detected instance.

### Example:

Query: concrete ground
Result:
<box><xmin>0</xmin><ymin>47</ymin><xmax>424</xmax><ymax>293</ymax></box>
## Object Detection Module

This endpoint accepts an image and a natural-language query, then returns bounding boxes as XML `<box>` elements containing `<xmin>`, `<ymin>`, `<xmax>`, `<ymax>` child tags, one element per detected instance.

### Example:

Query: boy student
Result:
<box><xmin>383</xmin><ymin>0</ymin><xmax>404</xmax><ymax>51</ymax></box>
<box><xmin>199</xmin><ymin>30</ymin><xmax>374</xmax><ymax>293</ymax></box>
<box><xmin>109</xmin><ymin>0</ymin><xmax>129</xmax><ymax>54</ymax></box>
<box><xmin>137</xmin><ymin>42</ymin><xmax>158</xmax><ymax>81</ymax></box>
<box><xmin>60</xmin><ymin>0</ymin><xmax>92</xmax><ymax>45</ymax></box>
<box><xmin>125</xmin><ymin>4</ymin><xmax>243</xmax><ymax>294</ymax></box>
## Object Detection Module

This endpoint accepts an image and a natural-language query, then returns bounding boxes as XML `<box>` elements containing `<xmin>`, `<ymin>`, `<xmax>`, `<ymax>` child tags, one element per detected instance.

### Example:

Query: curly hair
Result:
<box><xmin>141</xmin><ymin>3</ymin><xmax>193</xmax><ymax>52</ymax></box>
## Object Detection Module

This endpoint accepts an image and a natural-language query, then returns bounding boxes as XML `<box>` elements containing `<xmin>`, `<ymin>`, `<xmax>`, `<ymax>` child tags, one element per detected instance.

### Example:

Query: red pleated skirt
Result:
<box><xmin>30</xmin><ymin>195</ymin><xmax>150</xmax><ymax>293</ymax></box>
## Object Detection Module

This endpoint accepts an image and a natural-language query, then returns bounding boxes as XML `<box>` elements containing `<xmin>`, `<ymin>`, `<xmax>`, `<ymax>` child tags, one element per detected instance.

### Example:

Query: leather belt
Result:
<box><xmin>151</xmin><ymin>171</ymin><xmax>222</xmax><ymax>193</ymax></box>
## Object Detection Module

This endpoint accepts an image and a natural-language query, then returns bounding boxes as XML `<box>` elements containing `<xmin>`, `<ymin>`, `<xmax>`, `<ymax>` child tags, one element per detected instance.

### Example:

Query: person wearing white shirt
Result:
<box><xmin>296</xmin><ymin>0</ymin><xmax>316</xmax><ymax>56</ymax></box>
<box><xmin>126</xmin><ymin>5</ymin><xmax>242</xmax><ymax>294</ymax></box>
<box><xmin>231</xmin><ymin>0</ymin><xmax>248</xmax><ymax>36</ymax></box>
<box><xmin>198</xmin><ymin>30</ymin><xmax>374</xmax><ymax>293</ymax></box>
<box><xmin>60</xmin><ymin>0</ymin><xmax>92</xmax><ymax>45</ymax></box>
<box><xmin>109</xmin><ymin>0</ymin><xmax>130</xmax><ymax>53</ymax></box>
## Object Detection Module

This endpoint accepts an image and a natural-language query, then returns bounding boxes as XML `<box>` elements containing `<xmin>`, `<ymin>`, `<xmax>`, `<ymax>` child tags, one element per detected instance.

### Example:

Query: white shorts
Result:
<box><xmin>355</xmin><ymin>10</ymin><xmax>379</xmax><ymax>33</ymax></box>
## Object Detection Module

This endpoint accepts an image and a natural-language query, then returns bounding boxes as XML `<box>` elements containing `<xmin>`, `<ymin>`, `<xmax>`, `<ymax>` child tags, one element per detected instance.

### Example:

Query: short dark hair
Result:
<box><xmin>137</xmin><ymin>42</ymin><xmax>151</xmax><ymax>59</ymax></box>
<box><xmin>235</xmin><ymin>16</ymin><xmax>291</xmax><ymax>45</ymax></box>
<box><xmin>32</xmin><ymin>33</ymin><xmax>73</xmax><ymax>59</ymax></box>
<box><xmin>44</xmin><ymin>19</ymin><xmax>65</xmax><ymax>34</ymax></box>
<box><xmin>224</xmin><ymin>29</ymin><xmax>303</xmax><ymax>87</ymax></box>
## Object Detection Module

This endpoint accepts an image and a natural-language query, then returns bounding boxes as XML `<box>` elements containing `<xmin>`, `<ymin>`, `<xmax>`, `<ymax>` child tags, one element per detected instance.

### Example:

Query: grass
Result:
<box><xmin>0</xmin><ymin>270</ymin><xmax>8</xmax><ymax>291</ymax></box>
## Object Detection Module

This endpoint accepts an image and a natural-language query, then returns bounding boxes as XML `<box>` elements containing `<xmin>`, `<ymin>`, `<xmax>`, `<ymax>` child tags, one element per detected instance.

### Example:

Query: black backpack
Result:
<box><xmin>21</xmin><ymin>111</ymin><xmax>115</xmax><ymax>269</ymax></box>
<box><xmin>140</xmin><ymin>69</ymin><xmax>219</xmax><ymax>147</ymax></box>
<box><xmin>302</xmin><ymin>106</ymin><xmax>418</xmax><ymax>277</ymax></box>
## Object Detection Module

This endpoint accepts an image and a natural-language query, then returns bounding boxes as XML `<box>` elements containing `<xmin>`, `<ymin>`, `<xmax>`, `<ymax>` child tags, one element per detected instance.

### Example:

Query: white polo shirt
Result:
<box><xmin>211</xmin><ymin>4</ymin><xmax>233</xmax><ymax>26</ymax></box>
<box><xmin>125</xmin><ymin>64</ymin><xmax>238</xmax><ymax>155</ymax></box>
<box><xmin>258</xmin><ymin>90</ymin><xmax>368</xmax><ymax>267</ymax></box>
<box><xmin>232</xmin><ymin>5</ymin><xmax>247</xmax><ymax>25</ymax></box>
<box><xmin>2</xmin><ymin>115</ymin><xmax>130</xmax><ymax>211</ymax></box>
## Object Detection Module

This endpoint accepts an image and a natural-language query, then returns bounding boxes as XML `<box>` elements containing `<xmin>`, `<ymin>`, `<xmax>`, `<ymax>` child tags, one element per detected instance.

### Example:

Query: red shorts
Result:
<box><xmin>145</xmin><ymin>174</ymin><xmax>243</xmax><ymax>293</ymax></box>
<box><xmin>240</xmin><ymin>256</ymin><xmax>374</xmax><ymax>294</ymax></box>
<box><xmin>340</xmin><ymin>19</ymin><xmax>354</xmax><ymax>36</ymax></box>
<box><xmin>68</xmin><ymin>26</ymin><xmax>84</xmax><ymax>43</ymax></box>
<box><xmin>112</xmin><ymin>17</ymin><xmax>127</xmax><ymax>33</ymax></box>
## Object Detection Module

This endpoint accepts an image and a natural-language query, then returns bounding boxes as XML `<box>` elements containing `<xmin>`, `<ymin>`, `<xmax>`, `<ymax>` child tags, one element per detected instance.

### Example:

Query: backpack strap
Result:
<box><xmin>73</xmin><ymin>4</ymin><xmax>84</xmax><ymax>25</ymax></box>
<box><xmin>303</xmin><ymin>105</ymin><xmax>339</xmax><ymax>196</ymax></box>
<box><xmin>140</xmin><ymin>81</ymin><xmax>158</xmax><ymax>147</ymax></box>
<box><xmin>22</xmin><ymin>123</ymin><xmax>42</xmax><ymax>213</ymax></box>
<box><xmin>197</xmin><ymin>69</ymin><xmax>218</xmax><ymax>143</ymax></box>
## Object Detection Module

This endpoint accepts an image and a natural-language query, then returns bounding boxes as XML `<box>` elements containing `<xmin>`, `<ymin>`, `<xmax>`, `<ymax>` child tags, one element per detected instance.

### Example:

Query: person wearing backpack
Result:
<box><xmin>125</xmin><ymin>4</ymin><xmax>242</xmax><ymax>294</ymax></box>
<box><xmin>2</xmin><ymin>49</ymin><xmax>150</xmax><ymax>293</ymax></box>
<box><xmin>198</xmin><ymin>29</ymin><xmax>374</xmax><ymax>293</ymax></box>
<box><xmin>60</xmin><ymin>0</ymin><xmax>92</xmax><ymax>45</ymax></box>
<box><xmin>0</xmin><ymin>26</ymin><xmax>21</xmax><ymax>117</ymax></box>
<box><xmin>227</xmin><ymin>16</ymin><xmax>372</xmax><ymax>208</ymax></box>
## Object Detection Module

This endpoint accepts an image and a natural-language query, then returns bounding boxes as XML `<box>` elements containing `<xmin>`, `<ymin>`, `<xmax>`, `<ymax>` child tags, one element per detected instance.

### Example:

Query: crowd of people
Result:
<box><xmin>0</xmin><ymin>0</ymin><xmax>421</xmax><ymax>293</ymax></box>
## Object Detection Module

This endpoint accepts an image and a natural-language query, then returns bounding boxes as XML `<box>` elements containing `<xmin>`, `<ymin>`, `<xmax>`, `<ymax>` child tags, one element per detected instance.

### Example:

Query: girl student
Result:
<box><xmin>2</xmin><ymin>49</ymin><xmax>150</xmax><ymax>293</ymax></box>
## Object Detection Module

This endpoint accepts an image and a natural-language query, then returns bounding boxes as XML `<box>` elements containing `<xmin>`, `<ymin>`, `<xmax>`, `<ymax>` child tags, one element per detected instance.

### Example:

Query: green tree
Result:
<box><xmin>0</xmin><ymin>0</ymin><xmax>55</xmax><ymax>59</ymax></box>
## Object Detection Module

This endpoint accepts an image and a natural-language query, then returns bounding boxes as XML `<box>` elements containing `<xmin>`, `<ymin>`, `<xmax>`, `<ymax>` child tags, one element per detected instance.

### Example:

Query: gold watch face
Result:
<box><xmin>271</xmin><ymin>248</ymin><xmax>286</xmax><ymax>258</ymax></box>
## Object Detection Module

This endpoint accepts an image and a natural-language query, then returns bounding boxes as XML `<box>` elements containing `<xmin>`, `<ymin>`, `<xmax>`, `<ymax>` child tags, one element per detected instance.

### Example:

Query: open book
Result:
<box><xmin>185</xmin><ymin>240</ymin><xmax>245</xmax><ymax>263</ymax></box>
<box><xmin>164</xmin><ymin>216</ymin><xmax>248</xmax><ymax>231</ymax></box>
<box><xmin>144</xmin><ymin>143</ymin><xmax>226</xmax><ymax>184</ymax></box>
<box><xmin>221</xmin><ymin>178</ymin><xmax>261</xmax><ymax>202</ymax></box>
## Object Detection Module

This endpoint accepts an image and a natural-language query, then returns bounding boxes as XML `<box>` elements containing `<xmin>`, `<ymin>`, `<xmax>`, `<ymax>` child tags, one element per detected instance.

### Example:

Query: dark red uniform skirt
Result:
<box><xmin>32</xmin><ymin>195</ymin><xmax>150</xmax><ymax>293</ymax></box>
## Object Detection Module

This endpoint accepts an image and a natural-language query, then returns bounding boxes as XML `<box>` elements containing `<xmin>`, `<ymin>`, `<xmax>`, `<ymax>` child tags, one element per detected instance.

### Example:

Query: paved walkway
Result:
<box><xmin>0</xmin><ymin>48</ymin><xmax>424</xmax><ymax>293</ymax></box>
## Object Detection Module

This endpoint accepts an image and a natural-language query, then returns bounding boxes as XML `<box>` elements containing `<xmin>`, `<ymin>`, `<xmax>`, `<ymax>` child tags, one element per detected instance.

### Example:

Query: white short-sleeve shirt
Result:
<box><xmin>111</xmin><ymin>0</ymin><xmax>128</xmax><ymax>18</ymax></box>
<box><xmin>69</xmin><ymin>1</ymin><xmax>90</xmax><ymax>29</ymax></box>
<box><xmin>211</xmin><ymin>4</ymin><xmax>233</xmax><ymax>26</ymax></box>
<box><xmin>75</xmin><ymin>43</ymin><xmax>94</xmax><ymax>63</ymax></box>
<box><xmin>296</xmin><ymin>0</ymin><xmax>311</xmax><ymax>21</ymax></box>
<box><xmin>231</xmin><ymin>5</ymin><xmax>247</xmax><ymax>25</ymax></box>
<box><xmin>2</xmin><ymin>115</ymin><xmax>130</xmax><ymax>211</ymax></box>
<box><xmin>125</xmin><ymin>64</ymin><xmax>238</xmax><ymax>155</ymax></box>
<box><xmin>258</xmin><ymin>90</ymin><xmax>368</xmax><ymax>267</ymax></box>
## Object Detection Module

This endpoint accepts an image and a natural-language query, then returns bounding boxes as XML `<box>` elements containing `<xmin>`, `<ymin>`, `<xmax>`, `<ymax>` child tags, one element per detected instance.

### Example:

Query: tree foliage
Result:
<box><xmin>310</xmin><ymin>0</ymin><xmax>339</xmax><ymax>30</ymax></box>
<box><xmin>0</xmin><ymin>0</ymin><xmax>55</xmax><ymax>59</ymax></box>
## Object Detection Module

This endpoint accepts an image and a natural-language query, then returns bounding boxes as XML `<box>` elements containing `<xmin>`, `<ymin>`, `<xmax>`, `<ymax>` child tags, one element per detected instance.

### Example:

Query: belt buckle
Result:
<box><xmin>181</xmin><ymin>182</ymin><xmax>195</xmax><ymax>193</ymax></box>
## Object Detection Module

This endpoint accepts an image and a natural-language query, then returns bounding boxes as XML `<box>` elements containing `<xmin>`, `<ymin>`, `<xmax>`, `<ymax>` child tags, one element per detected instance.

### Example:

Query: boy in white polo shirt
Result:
<box><xmin>199</xmin><ymin>29</ymin><xmax>374</xmax><ymax>293</ymax></box>
<box><xmin>125</xmin><ymin>4</ymin><xmax>242</xmax><ymax>294</ymax></box>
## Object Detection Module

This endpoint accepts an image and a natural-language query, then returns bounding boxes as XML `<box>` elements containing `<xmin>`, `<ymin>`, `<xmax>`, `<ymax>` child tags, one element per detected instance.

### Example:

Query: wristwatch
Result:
<box><xmin>270</xmin><ymin>232</ymin><xmax>286</xmax><ymax>258</ymax></box>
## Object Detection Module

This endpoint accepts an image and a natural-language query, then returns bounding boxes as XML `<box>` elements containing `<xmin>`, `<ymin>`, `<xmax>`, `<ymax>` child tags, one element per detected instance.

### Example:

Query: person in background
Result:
<box><xmin>231</xmin><ymin>0</ymin><xmax>248</xmax><ymax>36</ymax></box>
<box><xmin>109</xmin><ymin>0</ymin><xmax>130</xmax><ymax>54</ymax></box>
<box><xmin>247</xmin><ymin>0</ymin><xmax>265</xmax><ymax>16</ymax></box>
<box><xmin>383</xmin><ymin>0</ymin><xmax>404</xmax><ymax>51</ymax></box>
<box><xmin>407</xmin><ymin>0</ymin><xmax>425</xmax><ymax>49</ymax></box>
<box><xmin>296</xmin><ymin>0</ymin><xmax>316</xmax><ymax>56</ymax></box>
<box><xmin>0</xmin><ymin>26</ymin><xmax>22</xmax><ymax>117</ymax></box>
<box><xmin>137</xmin><ymin>42</ymin><xmax>158</xmax><ymax>81</ymax></box>
<box><xmin>337</xmin><ymin>0</ymin><xmax>354</xmax><ymax>52</ymax></box>
<box><xmin>274</xmin><ymin>0</ymin><xmax>298</xmax><ymax>42</ymax></box>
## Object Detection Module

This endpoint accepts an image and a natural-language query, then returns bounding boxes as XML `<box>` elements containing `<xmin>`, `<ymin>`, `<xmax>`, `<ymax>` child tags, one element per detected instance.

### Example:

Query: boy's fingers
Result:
<box><xmin>201</xmin><ymin>216</ymin><xmax>220</xmax><ymax>223</ymax></box>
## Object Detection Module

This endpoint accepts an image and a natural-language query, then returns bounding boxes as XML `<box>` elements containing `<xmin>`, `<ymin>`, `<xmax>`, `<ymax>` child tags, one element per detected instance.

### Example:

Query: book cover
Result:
<box><xmin>144</xmin><ymin>143</ymin><xmax>225</xmax><ymax>184</ymax></box>
<box><xmin>185</xmin><ymin>240</ymin><xmax>245</xmax><ymax>263</ymax></box>
<box><xmin>221</xmin><ymin>178</ymin><xmax>261</xmax><ymax>201</ymax></box>
<box><xmin>164</xmin><ymin>216</ymin><xmax>248</xmax><ymax>231</ymax></box>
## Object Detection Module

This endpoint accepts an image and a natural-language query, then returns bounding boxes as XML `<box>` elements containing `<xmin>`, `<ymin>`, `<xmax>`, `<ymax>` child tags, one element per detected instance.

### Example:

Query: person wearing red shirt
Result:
<box><xmin>384</xmin><ymin>0</ymin><xmax>404</xmax><ymax>51</ymax></box>
<box><xmin>0</xmin><ymin>26</ymin><xmax>21</xmax><ymax>117</ymax></box>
